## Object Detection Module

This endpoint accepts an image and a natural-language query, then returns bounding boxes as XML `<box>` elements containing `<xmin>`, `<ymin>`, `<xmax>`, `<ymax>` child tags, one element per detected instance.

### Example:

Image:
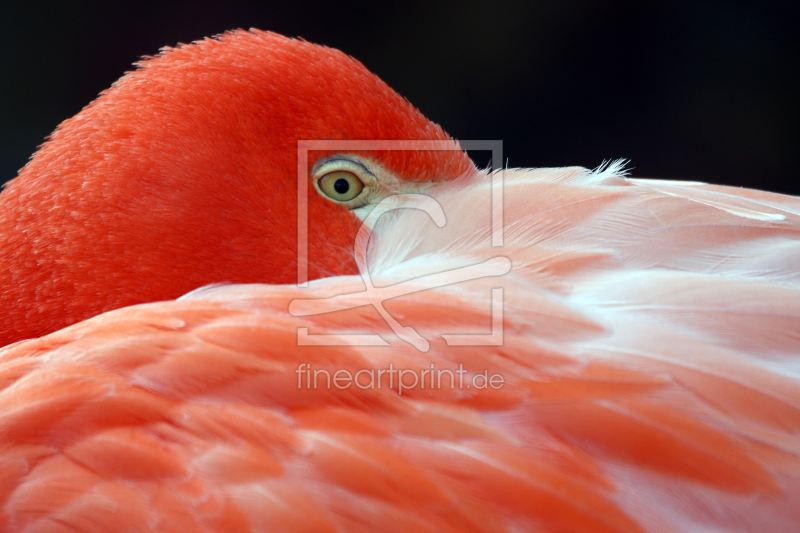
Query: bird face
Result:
<box><xmin>0</xmin><ymin>30</ymin><xmax>472</xmax><ymax>346</ymax></box>
<box><xmin>311</xmin><ymin>154</ymin><xmax>444</xmax><ymax>221</ymax></box>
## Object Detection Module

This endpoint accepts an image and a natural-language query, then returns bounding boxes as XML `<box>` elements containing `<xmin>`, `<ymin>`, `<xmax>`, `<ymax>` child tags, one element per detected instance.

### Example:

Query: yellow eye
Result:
<box><xmin>318</xmin><ymin>171</ymin><xmax>364</xmax><ymax>202</ymax></box>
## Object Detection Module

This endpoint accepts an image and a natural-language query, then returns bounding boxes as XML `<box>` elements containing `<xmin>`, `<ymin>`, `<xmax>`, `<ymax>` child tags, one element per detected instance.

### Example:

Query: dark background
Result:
<box><xmin>2</xmin><ymin>1</ymin><xmax>798</xmax><ymax>195</ymax></box>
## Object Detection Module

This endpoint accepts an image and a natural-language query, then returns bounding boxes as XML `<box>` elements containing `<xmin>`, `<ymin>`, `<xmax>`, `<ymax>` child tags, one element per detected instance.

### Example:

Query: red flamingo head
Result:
<box><xmin>0</xmin><ymin>30</ymin><xmax>472</xmax><ymax>346</ymax></box>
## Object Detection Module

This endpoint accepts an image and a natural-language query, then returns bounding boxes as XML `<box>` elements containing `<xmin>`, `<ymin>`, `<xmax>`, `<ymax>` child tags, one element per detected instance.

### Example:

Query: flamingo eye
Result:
<box><xmin>318</xmin><ymin>171</ymin><xmax>364</xmax><ymax>202</ymax></box>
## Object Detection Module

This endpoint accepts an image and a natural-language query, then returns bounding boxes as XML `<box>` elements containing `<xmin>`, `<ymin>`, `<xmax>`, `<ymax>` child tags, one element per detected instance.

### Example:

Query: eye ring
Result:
<box><xmin>318</xmin><ymin>170</ymin><xmax>364</xmax><ymax>202</ymax></box>
<box><xmin>312</xmin><ymin>157</ymin><xmax>375</xmax><ymax>208</ymax></box>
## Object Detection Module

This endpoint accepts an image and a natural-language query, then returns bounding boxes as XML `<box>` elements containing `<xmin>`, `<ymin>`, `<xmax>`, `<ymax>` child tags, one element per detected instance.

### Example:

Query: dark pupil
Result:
<box><xmin>334</xmin><ymin>178</ymin><xmax>350</xmax><ymax>195</ymax></box>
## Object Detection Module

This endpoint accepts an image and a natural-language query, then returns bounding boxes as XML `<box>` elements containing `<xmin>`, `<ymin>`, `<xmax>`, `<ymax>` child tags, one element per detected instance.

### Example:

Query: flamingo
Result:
<box><xmin>1</xmin><ymin>29</ymin><xmax>799</xmax><ymax>532</ymax></box>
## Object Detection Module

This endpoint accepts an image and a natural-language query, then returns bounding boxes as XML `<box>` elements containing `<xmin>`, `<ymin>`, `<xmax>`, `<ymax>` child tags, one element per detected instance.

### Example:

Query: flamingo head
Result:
<box><xmin>0</xmin><ymin>30</ymin><xmax>473</xmax><ymax>346</ymax></box>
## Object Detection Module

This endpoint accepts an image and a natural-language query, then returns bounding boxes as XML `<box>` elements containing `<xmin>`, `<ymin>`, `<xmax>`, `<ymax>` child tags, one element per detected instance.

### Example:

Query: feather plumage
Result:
<box><xmin>2</xmin><ymin>167</ymin><xmax>799</xmax><ymax>532</ymax></box>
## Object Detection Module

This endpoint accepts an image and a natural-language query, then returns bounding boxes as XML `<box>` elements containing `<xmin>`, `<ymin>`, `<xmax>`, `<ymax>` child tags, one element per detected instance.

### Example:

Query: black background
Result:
<box><xmin>2</xmin><ymin>1</ymin><xmax>797</xmax><ymax>195</ymax></box>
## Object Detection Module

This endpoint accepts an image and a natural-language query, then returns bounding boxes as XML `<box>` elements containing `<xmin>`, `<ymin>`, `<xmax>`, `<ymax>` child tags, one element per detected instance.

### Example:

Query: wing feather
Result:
<box><xmin>2</xmin><ymin>168</ymin><xmax>799</xmax><ymax>531</ymax></box>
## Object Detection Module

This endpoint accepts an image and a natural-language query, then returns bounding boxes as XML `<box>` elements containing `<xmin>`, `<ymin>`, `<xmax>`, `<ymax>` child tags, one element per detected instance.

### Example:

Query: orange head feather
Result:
<box><xmin>0</xmin><ymin>30</ymin><xmax>472</xmax><ymax>346</ymax></box>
